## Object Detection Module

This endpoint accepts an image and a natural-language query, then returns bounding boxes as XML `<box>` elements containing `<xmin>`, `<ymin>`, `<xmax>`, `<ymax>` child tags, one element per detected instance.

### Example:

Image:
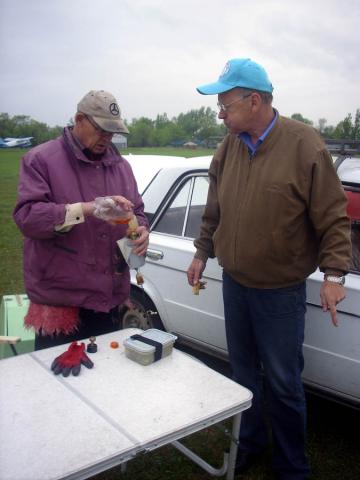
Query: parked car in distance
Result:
<box><xmin>123</xmin><ymin>153</ymin><xmax>360</xmax><ymax>409</ymax></box>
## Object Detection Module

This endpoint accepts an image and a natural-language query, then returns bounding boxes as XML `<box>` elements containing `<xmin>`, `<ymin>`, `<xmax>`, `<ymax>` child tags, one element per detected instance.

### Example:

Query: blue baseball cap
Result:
<box><xmin>197</xmin><ymin>58</ymin><xmax>274</xmax><ymax>95</ymax></box>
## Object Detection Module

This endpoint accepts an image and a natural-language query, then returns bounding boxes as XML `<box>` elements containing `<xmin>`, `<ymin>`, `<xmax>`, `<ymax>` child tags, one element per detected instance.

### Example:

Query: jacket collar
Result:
<box><xmin>62</xmin><ymin>127</ymin><xmax>122</xmax><ymax>167</ymax></box>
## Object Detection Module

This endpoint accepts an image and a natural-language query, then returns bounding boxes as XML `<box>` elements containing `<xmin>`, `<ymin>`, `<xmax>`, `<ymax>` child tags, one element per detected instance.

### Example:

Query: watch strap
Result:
<box><xmin>324</xmin><ymin>274</ymin><xmax>345</xmax><ymax>285</ymax></box>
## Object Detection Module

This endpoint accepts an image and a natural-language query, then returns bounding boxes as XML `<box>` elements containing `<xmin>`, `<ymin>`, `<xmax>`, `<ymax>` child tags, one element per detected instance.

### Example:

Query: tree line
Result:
<box><xmin>0</xmin><ymin>108</ymin><xmax>359</xmax><ymax>148</ymax></box>
<box><xmin>290</xmin><ymin>110</ymin><xmax>360</xmax><ymax>140</ymax></box>
<box><xmin>127</xmin><ymin>108</ymin><xmax>227</xmax><ymax>147</ymax></box>
<box><xmin>0</xmin><ymin>113</ymin><xmax>63</xmax><ymax>145</ymax></box>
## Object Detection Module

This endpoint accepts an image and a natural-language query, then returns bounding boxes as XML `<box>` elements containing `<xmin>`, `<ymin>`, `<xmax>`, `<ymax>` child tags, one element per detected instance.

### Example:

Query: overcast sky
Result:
<box><xmin>1</xmin><ymin>0</ymin><xmax>359</xmax><ymax>129</ymax></box>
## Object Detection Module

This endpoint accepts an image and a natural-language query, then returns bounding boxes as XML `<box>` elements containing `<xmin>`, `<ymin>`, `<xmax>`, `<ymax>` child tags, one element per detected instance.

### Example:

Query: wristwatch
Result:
<box><xmin>324</xmin><ymin>274</ymin><xmax>345</xmax><ymax>285</ymax></box>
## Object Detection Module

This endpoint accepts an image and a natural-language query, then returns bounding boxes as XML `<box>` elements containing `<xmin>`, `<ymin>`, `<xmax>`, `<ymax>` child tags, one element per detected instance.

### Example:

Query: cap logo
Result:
<box><xmin>109</xmin><ymin>103</ymin><xmax>119</xmax><ymax>116</ymax></box>
<box><xmin>220</xmin><ymin>61</ymin><xmax>230</xmax><ymax>78</ymax></box>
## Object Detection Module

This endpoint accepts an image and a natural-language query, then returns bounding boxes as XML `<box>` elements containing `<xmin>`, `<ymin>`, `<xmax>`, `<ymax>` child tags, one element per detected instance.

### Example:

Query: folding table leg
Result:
<box><xmin>226</xmin><ymin>412</ymin><xmax>242</xmax><ymax>480</ymax></box>
<box><xmin>172</xmin><ymin>440</ymin><xmax>228</xmax><ymax>477</ymax></box>
<box><xmin>171</xmin><ymin>411</ymin><xmax>243</xmax><ymax>479</ymax></box>
<box><xmin>10</xmin><ymin>344</ymin><xmax>18</xmax><ymax>356</ymax></box>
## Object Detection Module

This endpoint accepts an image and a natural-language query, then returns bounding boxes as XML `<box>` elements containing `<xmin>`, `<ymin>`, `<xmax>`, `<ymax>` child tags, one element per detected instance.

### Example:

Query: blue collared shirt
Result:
<box><xmin>239</xmin><ymin>109</ymin><xmax>278</xmax><ymax>156</ymax></box>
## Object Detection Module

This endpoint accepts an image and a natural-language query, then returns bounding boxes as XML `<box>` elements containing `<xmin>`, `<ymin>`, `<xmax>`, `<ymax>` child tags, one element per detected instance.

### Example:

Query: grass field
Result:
<box><xmin>0</xmin><ymin>149</ymin><xmax>26</xmax><ymax>295</ymax></box>
<box><xmin>0</xmin><ymin>147</ymin><xmax>359</xmax><ymax>480</ymax></box>
<box><xmin>121</xmin><ymin>146</ymin><xmax>216</xmax><ymax>157</ymax></box>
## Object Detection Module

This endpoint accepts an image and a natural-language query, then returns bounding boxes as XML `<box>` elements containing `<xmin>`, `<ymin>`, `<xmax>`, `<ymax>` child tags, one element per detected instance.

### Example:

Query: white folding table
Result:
<box><xmin>0</xmin><ymin>328</ymin><xmax>252</xmax><ymax>480</ymax></box>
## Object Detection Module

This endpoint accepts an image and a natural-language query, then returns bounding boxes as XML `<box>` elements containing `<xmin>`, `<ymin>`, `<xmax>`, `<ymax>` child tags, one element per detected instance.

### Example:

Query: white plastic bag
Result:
<box><xmin>93</xmin><ymin>197</ymin><xmax>131</xmax><ymax>222</ymax></box>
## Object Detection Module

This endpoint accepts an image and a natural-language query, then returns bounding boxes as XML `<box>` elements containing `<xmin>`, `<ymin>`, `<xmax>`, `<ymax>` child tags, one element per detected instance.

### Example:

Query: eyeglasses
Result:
<box><xmin>217</xmin><ymin>93</ymin><xmax>252</xmax><ymax>112</ymax></box>
<box><xmin>85</xmin><ymin>115</ymin><xmax>113</xmax><ymax>136</ymax></box>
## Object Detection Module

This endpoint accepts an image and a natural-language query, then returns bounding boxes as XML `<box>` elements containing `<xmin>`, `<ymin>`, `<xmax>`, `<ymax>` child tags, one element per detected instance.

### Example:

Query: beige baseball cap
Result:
<box><xmin>77</xmin><ymin>90</ymin><xmax>129</xmax><ymax>134</ymax></box>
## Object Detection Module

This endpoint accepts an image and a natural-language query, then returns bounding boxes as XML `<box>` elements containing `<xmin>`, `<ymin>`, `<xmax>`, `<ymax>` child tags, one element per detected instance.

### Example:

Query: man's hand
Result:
<box><xmin>92</xmin><ymin>196</ymin><xmax>134</xmax><ymax>223</ymax></box>
<box><xmin>130</xmin><ymin>225</ymin><xmax>149</xmax><ymax>256</ymax></box>
<box><xmin>320</xmin><ymin>282</ymin><xmax>346</xmax><ymax>327</ymax></box>
<box><xmin>81</xmin><ymin>201</ymin><xmax>96</xmax><ymax>217</ymax></box>
<box><xmin>110</xmin><ymin>195</ymin><xmax>134</xmax><ymax>214</ymax></box>
<box><xmin>187</xmin><ymin>258</ymin><xmax>206</xmax><ymax>286</ymax></box>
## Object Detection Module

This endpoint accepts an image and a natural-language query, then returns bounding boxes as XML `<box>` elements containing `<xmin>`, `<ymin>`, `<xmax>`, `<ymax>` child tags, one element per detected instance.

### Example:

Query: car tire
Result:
<box><xmin>121</xmin><ymin>287</ymin><xmax>165</xmax><ymax>331</ymax></box>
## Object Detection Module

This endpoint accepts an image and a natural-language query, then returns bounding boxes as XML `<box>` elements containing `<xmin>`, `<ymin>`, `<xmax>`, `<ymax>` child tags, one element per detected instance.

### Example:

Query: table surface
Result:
<box><xmin>0</xmin><ymin>328</ymin><xmax>252</xmax><ymax>480</ymax></box>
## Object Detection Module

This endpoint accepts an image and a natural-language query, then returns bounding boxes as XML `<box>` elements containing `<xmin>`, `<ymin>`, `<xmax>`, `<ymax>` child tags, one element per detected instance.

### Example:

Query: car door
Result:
<box><xmin>303</xmin><ymin>181</ymin><xmax>360</xmax><ymax>405</ymax></box>
<box><xmin>144</xmin><ymin>171</ymin><xmax>227</xmax><ymax>354</ymax></box>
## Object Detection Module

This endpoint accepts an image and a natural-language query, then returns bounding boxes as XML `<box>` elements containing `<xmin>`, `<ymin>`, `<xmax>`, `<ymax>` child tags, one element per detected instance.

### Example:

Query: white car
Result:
<box><xmin>123</xmin><ymin>153</ymin><xmax>360</xmax><ymax>408</ymax></box>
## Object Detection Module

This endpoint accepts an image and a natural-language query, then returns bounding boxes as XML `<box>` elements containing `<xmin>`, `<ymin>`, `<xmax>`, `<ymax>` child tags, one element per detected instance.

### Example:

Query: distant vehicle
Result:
<box><xmin>122</xmin><ymin>152</ymin><xmax>360</xmax><ymax>409</ymax></box>
<box><xmin>326</xmin><ymin>138</ymin><xmax>360</xmax><ymax>157</ymax></box>
<box><xmin>0</xmin><ymin>137</ymin><xmax>33</xmax><ymax>148</ymax></box>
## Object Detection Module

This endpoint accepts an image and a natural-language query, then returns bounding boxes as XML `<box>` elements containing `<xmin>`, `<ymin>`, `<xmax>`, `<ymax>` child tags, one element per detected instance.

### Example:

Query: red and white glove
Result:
<box><xmin>51</xmin><ymin>342</ymin><xmax>94</xmax><ymax>377</ymax></box>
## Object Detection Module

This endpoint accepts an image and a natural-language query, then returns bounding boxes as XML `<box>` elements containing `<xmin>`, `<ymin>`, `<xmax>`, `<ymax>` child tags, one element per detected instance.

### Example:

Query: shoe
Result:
<box><xmin>235</xmin><ymin>451</ymin><xmax>260</xmax><ymax>474</ymax></box>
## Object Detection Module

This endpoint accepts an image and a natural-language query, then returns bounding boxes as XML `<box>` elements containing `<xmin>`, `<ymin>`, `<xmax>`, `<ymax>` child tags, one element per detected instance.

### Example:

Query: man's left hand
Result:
<box><xmin>131</xmin><ymin>226</ymin><xmax>149</xmax><ymax>256</ymax></box>
<box><xmin>320</xmin><ymin>282</ymin><xmax>346</xmax><ymax>327</ymax></box>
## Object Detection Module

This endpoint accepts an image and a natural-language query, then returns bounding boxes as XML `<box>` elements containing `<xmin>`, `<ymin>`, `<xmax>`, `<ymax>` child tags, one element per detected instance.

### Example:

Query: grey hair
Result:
<box><xmin>235</xmin><ymin>87</ymin><xmax>273</xmax><ymax>105</ymax></box>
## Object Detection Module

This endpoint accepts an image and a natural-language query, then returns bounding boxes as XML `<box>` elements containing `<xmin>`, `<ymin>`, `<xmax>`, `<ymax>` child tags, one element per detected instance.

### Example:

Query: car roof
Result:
<box><xmin>125</xmin><ymin>153</ymin><xmax>360</xmax><ymax>193</ymax></box>
<box><xmin>335</xmin><ymin>156</ymin><xmax>360</xmax><ymax>184</ymax></box>
<box><xmin>124</xmin><ymin>154</ymin><xmax>213</xmax><ymax>214</ymax></box>
<box><xmin>124</xmin><ymin>154</ymin><xmax>212</xmax><ymax>194</ymax></box>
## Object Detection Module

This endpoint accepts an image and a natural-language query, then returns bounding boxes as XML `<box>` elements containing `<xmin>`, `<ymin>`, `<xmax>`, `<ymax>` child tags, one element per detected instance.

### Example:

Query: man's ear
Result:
<box><xmin>73</xmin><ymin>112</ymin><xmax>87</xmax><ymax>137</ymax></box>
<box><xmin>74</xmin><ymin>112</ymin><xmax>85</xmax><ymax>125</ymax></box>
<box><xmin>250</xmin><ymin>92</ymin><xmax>263</xmax><ymax>112</ymax></box>
<box><xmin>250</xmin><ymin>92</ymin><xmax>261</xmax><ymax>106</ymax></box>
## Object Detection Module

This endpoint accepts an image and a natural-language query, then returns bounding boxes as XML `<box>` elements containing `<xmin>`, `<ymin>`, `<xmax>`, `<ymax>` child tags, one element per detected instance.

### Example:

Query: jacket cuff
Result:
<box><xmin>320</xmin><ymin>266</ymin><xmax>348</xmax><ymax>275</ymax></box>
<box><xmin>194</xmin><ymin>249</ymin><xmax>209</xmax><ymax>264</ymax></box>
<box><xmin>54</xmin><ymin>203</ymin><xmax>85</xmax><ymax>232</ymax></box>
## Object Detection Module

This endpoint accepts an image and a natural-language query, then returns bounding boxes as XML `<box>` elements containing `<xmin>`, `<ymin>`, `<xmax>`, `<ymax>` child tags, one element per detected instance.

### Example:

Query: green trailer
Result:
<box><xmin>0</xmin><ymin>294</ymin><xmax>34</xmax><ymax>358</ymax></box>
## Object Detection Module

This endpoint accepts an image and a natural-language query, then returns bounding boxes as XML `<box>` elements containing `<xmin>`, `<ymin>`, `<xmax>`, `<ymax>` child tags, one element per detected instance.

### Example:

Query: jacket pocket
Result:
<box><xmin>53</xmin><ymin>223</ymin><xmax>96</xmax><ymax>266</ymax></box>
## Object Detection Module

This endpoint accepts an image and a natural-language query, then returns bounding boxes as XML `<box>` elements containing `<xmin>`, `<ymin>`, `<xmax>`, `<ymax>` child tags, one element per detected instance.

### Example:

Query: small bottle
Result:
<box><xmin>126</xmin><ymin>216</ymin><xmax>145</xmax><ymax>269</ymax></box>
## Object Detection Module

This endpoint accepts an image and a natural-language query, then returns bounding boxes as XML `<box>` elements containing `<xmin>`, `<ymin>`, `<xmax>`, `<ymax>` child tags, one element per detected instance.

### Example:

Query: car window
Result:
<box><xmin>185</xmin><ymin>176</ymin><xmax>209</xmax><ymax>238</ymax></box>
<box><xmin>152</xmin><ymin>174</ymin><xmax>209</xmax><ymax>238</ymax></box>
<box><xmin>344</xmin><ymin>185</ymin><xmax>360</xmax><ymax>274</ymax></box>
<box><xmin>351</xmin><ymin>225</ymin><xmax>360</xmax><ymax>273</ymax></box>
<box><xmin>153</xmin><ymin>179</ymin><xmax>191</xmax><ymax>236</ymax></box>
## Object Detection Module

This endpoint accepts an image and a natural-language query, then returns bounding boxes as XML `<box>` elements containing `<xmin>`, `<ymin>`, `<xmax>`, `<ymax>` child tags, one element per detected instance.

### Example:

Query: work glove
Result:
<box><xmin>51</xmin><ymin>342</ymin><xmax>94</xmax><ymax>377</ymax></box>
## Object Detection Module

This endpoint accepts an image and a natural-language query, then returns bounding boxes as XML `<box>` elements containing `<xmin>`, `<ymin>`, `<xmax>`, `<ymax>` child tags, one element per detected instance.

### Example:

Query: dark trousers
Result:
<box><xmin>35</xmin><ymin>307</ymin><xmax>120</xmax><ymax>350</ymax></box>
<box><xmin>222</xmin><ymin>271</ymin><xmax>310</xmax><ymax>480</ymax></box>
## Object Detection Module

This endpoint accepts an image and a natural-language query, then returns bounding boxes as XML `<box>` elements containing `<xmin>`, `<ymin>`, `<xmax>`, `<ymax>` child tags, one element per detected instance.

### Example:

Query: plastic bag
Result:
<box><xmin>93</xmin><ymin>197</ymin><xmax>132</xmax><ymax>223</ymax></box>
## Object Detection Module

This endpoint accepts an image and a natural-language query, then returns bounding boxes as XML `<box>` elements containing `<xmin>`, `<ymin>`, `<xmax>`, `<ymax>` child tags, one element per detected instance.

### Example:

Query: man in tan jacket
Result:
<box><xmin>187</xmin><ymin>58</ymin><xmax>351</xmax><ymax>480</ymax></box>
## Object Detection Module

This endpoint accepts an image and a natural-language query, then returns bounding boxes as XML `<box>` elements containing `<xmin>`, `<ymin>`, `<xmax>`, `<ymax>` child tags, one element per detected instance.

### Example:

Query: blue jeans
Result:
<box><xmin>223</xmin><ymin>271</ymin><xmax>310</xmax><ymax>480</ymax></box>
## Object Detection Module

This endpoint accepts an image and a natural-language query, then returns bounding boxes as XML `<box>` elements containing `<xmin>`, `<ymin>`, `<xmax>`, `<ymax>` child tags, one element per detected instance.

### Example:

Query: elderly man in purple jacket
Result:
<box><xmin>13</xmin><ymin>90</ymin><xmax>149</xmax><ymax>350</ymax></box>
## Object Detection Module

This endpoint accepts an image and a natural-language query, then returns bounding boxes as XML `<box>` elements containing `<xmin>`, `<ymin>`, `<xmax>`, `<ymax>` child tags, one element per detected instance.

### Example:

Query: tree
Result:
<box><xmin>322</xmin><ymin>125</ymin><xmax>335</xmax><ymax>138</ymax></box>
<box><xmin>353</xmin><ymin>109</ymin><xmax>360</xmax><ymax>140</ymax></box>
<box><xmin>151</xmin><ymin>114</ymin><xmax>185</xmax><ymax>147</ymax></box>
<box><xmin>0</xmin><ymin>112</ymin><xmax>62</xmax><ymax>145</ymax></box>
<box><xmin>317</xmin><ymin>118</ymin><xmax>327</xmax><ymax>134</ymax></box>
<box><xmin>1</xmin><ymin>107</ymin><xmax>227</xmax><ymax>148</ymax></box>
<box><xmin>0</xmin><ymin>113</ymin><xmax>13</xmax><ymax>138</ymax></box>
<box><xmin>128</xmin><ymin>117</ymin><xmax>154</xmax><ymax>147</ymax></box>
<box><xmin>333</xmin><ymin>113</ymin><xmax>353</xmax><ymax>139</ymax></box>
<box><xmin>126</xmin><ymin>107</ymin><xmax>223</xmax><ymax>147</ymax></box>
<box><xmin>176</xmin><ymin>107</ymin><xmax>220</xmax><ymax>140</ymax></box>
<box><xmin>290</xmin><ymin>113</ymin><xmax>313</xmax><ymax>125</ymax></box>
<box><xmin>154</xmin><ymin>113</ymin><xmax>170</xmax><ymax>129</ymax></box>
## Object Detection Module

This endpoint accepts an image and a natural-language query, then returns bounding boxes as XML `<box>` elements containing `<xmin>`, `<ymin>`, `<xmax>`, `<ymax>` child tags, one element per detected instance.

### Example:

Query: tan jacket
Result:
<box><xmin>194</xmin><ymin>115</ymin><xmax>351</xmax><ymax>288</ymax></box>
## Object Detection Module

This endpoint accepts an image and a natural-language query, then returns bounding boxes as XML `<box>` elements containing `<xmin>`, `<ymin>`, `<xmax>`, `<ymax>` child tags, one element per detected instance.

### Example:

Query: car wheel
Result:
<box><xmin>121</xmin><ymin>287</ymin><xmax>165</xmax><ymax>331</ymax></box>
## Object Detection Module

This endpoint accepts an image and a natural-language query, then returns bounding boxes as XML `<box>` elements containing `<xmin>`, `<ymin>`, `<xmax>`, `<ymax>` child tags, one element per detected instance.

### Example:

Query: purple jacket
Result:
<box><xmin>13</xmin><ymin>128</ymin><xmax>149</xmax><ymax>312</ymax></box>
